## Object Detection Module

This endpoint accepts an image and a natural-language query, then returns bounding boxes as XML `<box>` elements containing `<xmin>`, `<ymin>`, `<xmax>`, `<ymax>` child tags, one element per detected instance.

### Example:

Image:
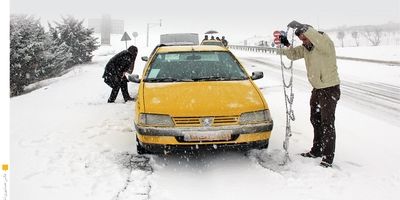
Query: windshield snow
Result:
<box><xmin>144</xmin><ymin>51</ymin><xmax>248</xmax><ymax>82</ymax></box>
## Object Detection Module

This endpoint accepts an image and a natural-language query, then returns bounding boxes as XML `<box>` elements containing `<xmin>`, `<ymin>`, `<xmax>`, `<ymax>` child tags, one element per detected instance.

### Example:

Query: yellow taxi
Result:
<box><xmin>132</xmin><ymin>45</ymin><xmax>273</xmax><ymax>154</ymax></box>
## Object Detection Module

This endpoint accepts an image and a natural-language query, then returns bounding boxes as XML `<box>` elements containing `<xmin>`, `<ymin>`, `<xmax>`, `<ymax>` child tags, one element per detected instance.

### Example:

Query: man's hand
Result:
<box><xmin>279</xmin><ymin>35</ymin><xmax>290</xmax><ymax>47</ymax></box>
<box><xmin>287</xmin><ymin>20</ymin><xmax>304</xmax><ymax>29</ymax></box>
<box><xmin>295</xmin><ymin>25</ymin><xmax>310</xmax><ymax>36</ymax></box>
<box><xmin>127</xmin><ymin>63</ymin><xmax>134</xmax><ymax>74</ymax></box>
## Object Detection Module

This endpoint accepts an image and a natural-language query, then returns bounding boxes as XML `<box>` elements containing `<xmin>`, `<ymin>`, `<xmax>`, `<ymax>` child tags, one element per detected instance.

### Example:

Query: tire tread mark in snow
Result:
<box><xmin>367</xmin><ymin>82</ymin><xmax>400</xmax><ymax>93</ymax></box>
<box><xmin>246</xmin><ymin>150</ymin><xmax>287</xmax><ymax>173</ymax></box>
<box><xmin>342</xmin><ymin>82</ymin><xmax>400</xmax><ymax>103</ymax></box>
<box><xmin>113</xmin><ymin>153</ymin><xmax>153</xmax><ymax>200</ymax></box>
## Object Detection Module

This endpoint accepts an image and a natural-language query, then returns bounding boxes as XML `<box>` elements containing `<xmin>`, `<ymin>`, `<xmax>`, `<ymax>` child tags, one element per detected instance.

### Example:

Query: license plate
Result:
<box><xmin>183</xmin><ymin>130</ymin><xmax>232</xmax><ymax>142</ymax></box>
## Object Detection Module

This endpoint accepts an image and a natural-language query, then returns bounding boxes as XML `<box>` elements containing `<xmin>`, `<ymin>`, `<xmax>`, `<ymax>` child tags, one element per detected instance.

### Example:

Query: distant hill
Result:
<box><xmin>323</xmin><ymin>22</ymin><xmax>400</xmax><ymax>33</ymax></box>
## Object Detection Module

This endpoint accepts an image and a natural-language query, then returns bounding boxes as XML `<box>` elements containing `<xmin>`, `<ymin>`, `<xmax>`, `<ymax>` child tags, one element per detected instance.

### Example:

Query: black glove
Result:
<box><xmin>279</xmin><ymin>35</ymin><xmax>290</xmax><ymax>47</ymax></box>
<box><xmin>295</xmin><ymin>25</ymin><xmax>310</xmax><ymax>36</ymax></box>
<box><xmin>287</xmin><ymin>20</ymin><xmax>304</xmax><ymax>29</ymax></box>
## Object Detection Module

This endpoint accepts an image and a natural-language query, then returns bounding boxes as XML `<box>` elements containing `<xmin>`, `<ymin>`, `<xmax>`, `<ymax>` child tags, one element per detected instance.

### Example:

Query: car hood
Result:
<box><xmin>142</xmin><ymin>80</ymin><xmax>266</xmax><ymax>116</ymax></box>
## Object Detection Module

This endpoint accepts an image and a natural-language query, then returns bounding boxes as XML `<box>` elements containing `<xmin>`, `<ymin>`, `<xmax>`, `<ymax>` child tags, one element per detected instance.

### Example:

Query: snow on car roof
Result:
<box><xmin>157</xmin><ymin>45</ymin><xmax>228</xmax><ymax>53</ymax></box>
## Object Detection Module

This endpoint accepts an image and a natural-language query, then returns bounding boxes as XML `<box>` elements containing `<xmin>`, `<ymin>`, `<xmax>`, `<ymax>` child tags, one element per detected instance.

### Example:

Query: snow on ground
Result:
<box><xmin>10</xmin><ymin>38</ymin><xmax>400</xmax><ymax>200</ymax></box>
<box><xmin>335</xmin><ymin>45</ymin><xmax>400</xmax><ymax>61</ymax></box>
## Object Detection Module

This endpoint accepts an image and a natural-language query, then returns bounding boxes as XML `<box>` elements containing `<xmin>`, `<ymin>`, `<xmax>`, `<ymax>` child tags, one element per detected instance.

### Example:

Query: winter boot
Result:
<box><xmin>320</xmin><ymin>161</ymin><xmax>332</xmax><ymax>168</ymax></box>
<box><xmin>124</xmin><ymin>97</ymin><xmax>135</xmax><ymax>102</ymax></box>
<box><xmin>300</xmin><ymin>152</ymin><xmax>321</xmax><ymax>158</ymax></box>
<box><xmin>320</xmin><ymin>155</ymin><xmax>334</xmax><ymax>168</ymax></box>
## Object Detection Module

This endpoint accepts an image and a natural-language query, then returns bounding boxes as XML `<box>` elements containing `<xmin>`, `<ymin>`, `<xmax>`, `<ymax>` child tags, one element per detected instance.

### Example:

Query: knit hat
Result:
<box><xmin>295</xmin><ymin>24</ymin><xmax>312</xmax><ymax>36</ymax></box>
<box><xmin>128</xmin><ymin>45</ymin><xmax>138</xmax><ymax>54</ymax></box>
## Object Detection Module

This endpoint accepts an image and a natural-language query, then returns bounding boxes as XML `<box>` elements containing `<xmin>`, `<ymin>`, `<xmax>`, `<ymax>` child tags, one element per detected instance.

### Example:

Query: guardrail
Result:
<box><xmin>228</xmin><ymin>45</ymin><xmax>278</xmax><ymax>54</ymax></box>
<box><xmin>228</xmin><ymin>45</ymin><xmax>400</xmax><ymax>66</ymax></box>
<box><xmin>336</xmin><ymin>56</ymin><xmax>400</xmax><ymax>66</ymax></box>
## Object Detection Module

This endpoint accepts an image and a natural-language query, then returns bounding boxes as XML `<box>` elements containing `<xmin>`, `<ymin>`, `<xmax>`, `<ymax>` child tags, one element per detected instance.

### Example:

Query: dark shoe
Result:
<box><xmin>124</xmin><ymin>97</ymin><xmax>135</xmax><ymax>102</ymax></box>
<box><xmin>300</xmin><ymin>152</ymin><xmax>321</xmax><ymax>158</ymax></box>
<box><xmin>107</xmin><ymin>99</ymin><xmax>115</xmax><ymax>103</ymax></box>
<box><xmin>320</xmin><ymin>161</ymin><xmax>332</xmax><ymax>168</ymax></box>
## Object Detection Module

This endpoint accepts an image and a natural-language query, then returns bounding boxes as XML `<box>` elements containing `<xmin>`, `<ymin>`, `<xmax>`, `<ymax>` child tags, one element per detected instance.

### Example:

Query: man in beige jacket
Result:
<box><xmin>279</xmin><ymin>21</ymin><xmax>341</xmax><ymax>168</ymax></box>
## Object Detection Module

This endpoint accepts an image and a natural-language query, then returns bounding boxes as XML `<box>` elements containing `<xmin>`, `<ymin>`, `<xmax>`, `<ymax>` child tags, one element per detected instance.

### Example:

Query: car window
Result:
<box><xmin>144</xmin><ymin>51</ymin><xmax>248</xmax><ymax>82</ymax></box>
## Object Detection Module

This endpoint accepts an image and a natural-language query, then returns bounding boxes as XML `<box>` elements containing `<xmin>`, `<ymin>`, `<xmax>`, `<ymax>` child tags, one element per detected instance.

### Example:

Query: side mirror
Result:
<box><xmin>141</xmin><ymin>56</ymin><xmax>148</xmax><ymax>61</ymax></box>
<box><xmin>251</xmin><ymin>71</ymin><xmax>264</xmax><ymax>80</ymax></box>
<box><xmin>127</xmin><ymin>74</ymin><xmax>141</xmax><ymax>83</ymax></box>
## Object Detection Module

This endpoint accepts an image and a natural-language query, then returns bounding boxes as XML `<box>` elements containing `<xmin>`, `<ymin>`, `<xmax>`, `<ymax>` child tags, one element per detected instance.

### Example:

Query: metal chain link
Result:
<box><xmin>279</xmin><ymin>28</ymin><xmax>296</xmax><ymax>165</ymax></box>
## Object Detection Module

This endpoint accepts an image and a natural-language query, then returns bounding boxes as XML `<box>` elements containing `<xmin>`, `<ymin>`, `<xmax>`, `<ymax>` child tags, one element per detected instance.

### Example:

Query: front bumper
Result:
<box><xmin>139</xmin><ymin>139</ymin><xmax>269</xmax><ymax>154</ymax></box>
<box><xmin>135</xmin><ymin>122</ymin><xmax>273</xmax><ymax>148</ymax></box>
<box><xmin>135</xmin><ymin>121</ymin><xmax>273</xmax><ymax>137</ymax></box>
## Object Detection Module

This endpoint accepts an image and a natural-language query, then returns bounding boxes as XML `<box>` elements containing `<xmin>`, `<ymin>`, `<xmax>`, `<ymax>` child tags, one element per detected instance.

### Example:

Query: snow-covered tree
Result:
<box><xmin>351</xmin><ymin>31</ymin><xmax>360</xmax><ymax>47</ymax></box>
<box><xmin>38</xmin><ymin>32</ymin><xmax>74</xmax><ymax>78</ymax></box>
<box><xmin>10</xmin><ymin>15</ymin><xmax>99</xmax><ymax>97</ymax></box>
<box><xmin>363</xmin><ymin>26</ymin><xmax>382</xmax><ymax>46</ymax></box>
<box><xmin>50</xmin><ymin>16</ymin><xmax>98</xmax><ymax>66</ymax></box>
<box><xmin>10</xmin><ymin>15</ymin><xmax>47</xmax><ymax>96</ymax></box>
<box><xmin>337</xmin><ymin>31</ymin><xmax>345</xmax><ymax>47</ymax></box>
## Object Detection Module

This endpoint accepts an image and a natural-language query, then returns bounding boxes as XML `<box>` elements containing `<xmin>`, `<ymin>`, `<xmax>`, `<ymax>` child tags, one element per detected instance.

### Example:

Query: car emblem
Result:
<box><xmin>201</xmin><ymin>117</ymin><xmax>214</xmax><ymax>127</ymax></box>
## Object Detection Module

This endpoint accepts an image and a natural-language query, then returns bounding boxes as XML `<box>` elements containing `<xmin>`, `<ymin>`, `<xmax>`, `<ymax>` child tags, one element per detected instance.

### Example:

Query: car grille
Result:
<box><xmin>173</xmin><ymin>116</ymin><xmax>239</xmax><ymax>127</ymax></box>
<box><xmin>175</xmin><ymin>134</ymin><xmax>240</xmax><ymax>143</ymax></box>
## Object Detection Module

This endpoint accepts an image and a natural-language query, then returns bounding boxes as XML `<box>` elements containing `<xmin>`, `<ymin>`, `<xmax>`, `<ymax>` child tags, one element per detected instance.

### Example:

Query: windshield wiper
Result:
<box><xmin>229</xmin><ymin>77</ymin><xmax>247</xmax><ymax>80</ymax></box>
<box><xmin>192</xmin><ymin>76</ymin><xmax>245</xmax><ymax>81</ymax></box>
<box><xmin>192</xmin><ymin>76</ymin><xmax>228</xmax><ymax>81</ymax></box>
<box><xmin>145</xmin><ymin>77</ymin><xmax>193</xmax><ymax>82</ymax></box>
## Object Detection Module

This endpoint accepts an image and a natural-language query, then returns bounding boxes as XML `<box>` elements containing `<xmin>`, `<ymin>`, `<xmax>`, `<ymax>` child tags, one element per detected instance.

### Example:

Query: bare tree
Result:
<box><xmin>351</xmin><ymin>31</ymin><xmax>359</xmax><ymax>46</ymax></box>
<box><xmin>362</xmin><ymin>27</ymin><xmax>382</xmax><ymax>46</ymax></box>
<box><xmin>337</xmin><ymin>31</ymin><xmax>345</xmax><ymax>47</ymax></box>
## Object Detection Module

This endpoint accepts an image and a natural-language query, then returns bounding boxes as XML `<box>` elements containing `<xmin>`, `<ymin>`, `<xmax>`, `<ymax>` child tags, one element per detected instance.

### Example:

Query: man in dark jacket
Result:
<box><xmin>279</xmin><ymin>21</ymin><xmax>341</xmax><ymax>168</ymax></box>
<box><xmin>103</xmin><ymin>45</ymin><xmax>138</xmax><ymax>103</ymax></box>
<box><xmin>221</xmin><ymin>36</ymin><xmax>228</xmax><ymax>47</ymax></box>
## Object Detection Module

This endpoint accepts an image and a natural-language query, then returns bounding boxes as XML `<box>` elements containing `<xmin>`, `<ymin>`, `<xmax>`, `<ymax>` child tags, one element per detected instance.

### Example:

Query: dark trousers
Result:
<box><xmin>309</xmin><ymin>85</ymin><xmax>340</xmax><ymax>164</ymax></box>
<box><xmin>108</xmin><ymin>79</ymin><xmax>131</xmax><ymax>102</ymax></box>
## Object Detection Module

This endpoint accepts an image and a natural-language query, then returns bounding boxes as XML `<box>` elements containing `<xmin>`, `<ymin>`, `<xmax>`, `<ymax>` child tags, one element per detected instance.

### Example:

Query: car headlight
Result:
<box><xmin>139</xmin><ymin>113</ymin><xmax>174</xmax><ymax>127</ymax></box>
<box><xmin>239</xmin><ymin>110</ymin><xmax>272</xmax><ymax>124</ymax></box>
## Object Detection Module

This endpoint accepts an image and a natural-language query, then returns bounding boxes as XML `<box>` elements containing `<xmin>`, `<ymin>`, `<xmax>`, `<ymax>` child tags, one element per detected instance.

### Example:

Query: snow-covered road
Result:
<box><xmin>238</xmin><ymin>55</ymin><xmax>400</xmax><ymax>126</ymax></box>
<box><xmin>10</xmin><ymin>46</ymin><xmax>400</xmax><ymax>200</ymax></box>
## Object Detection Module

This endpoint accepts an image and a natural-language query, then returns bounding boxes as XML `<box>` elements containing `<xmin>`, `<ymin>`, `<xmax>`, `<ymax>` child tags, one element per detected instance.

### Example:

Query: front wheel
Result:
<box><xmin>136</xmin><ymin>136</ymin><xmax>151</xmax><ymax>155</ymax></box>
<box><xmin>255</xmin><ymin>139</ymin><xmax>269</xmax><ymax>150</ymax></box>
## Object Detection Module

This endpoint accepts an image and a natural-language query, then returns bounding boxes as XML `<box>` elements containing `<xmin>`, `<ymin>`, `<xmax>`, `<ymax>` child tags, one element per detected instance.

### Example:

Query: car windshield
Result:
<box><xmin>144</xmin><ymin>51</ymin><xmax>248</xmax><ymax>82</ymax></box>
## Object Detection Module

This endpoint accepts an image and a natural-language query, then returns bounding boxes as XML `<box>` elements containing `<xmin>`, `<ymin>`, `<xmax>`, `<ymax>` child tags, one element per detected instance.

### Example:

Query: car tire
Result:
<box><xmin>136</xmin><ymin>136</ymin><xmax>151</xmax><ymax>155</ymax></box>
<box><xmin>256</xmin><ymin>139</ymin><xmax>269</xmax><ymax>150</ymax></box>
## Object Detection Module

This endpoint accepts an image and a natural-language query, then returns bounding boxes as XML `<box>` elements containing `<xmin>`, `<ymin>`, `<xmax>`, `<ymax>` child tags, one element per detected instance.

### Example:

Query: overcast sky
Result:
<box><xmin>9</xmin><ymin>0</ymin><xmax>400</xmax><ymax>43</ymax></box>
